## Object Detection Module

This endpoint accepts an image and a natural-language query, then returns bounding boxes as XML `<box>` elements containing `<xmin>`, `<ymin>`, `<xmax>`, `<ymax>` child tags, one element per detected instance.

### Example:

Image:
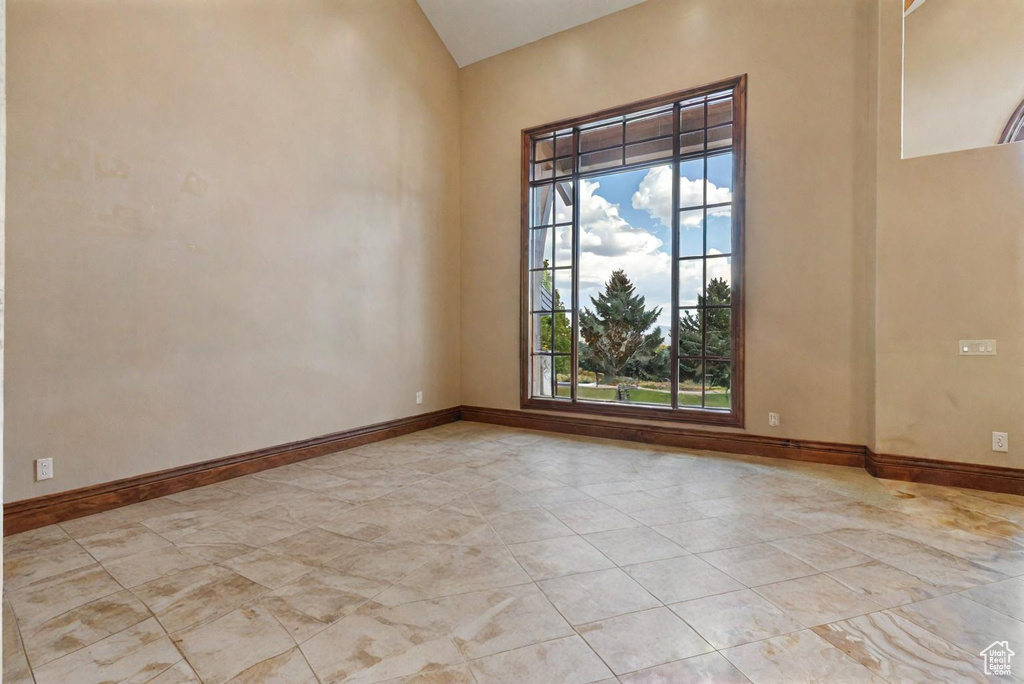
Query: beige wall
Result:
<box><xmin>876</xmin><ymin>0</ymin><xmax>1024</xmax><ymax>467</ymax></box>
<box><xmin>460</xmin><ymin>0</ymin><xmax>879</xmax><ymax>446</ymax></box>
<box><xmin>903</xmin><ymin>0</ymin><xmax>1024</xmax><ymax>158</ymax></box>
<box><xmin>5</xmin><ymin>0</ymin><xmax>461</xmax><ymax>502</ymax></box>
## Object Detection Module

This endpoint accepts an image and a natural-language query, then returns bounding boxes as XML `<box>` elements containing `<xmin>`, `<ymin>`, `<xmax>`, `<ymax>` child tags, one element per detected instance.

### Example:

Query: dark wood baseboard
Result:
<box><xmin>461</xmin><ymin>406</ymin><xmax>865</xmax><ymax>467</ymax></box>
<box><xmin>6</xmin><ymin>404</ymin><xmax>1021</xmax><ymax>536</ymax></box>
<box><xmin>866</xmin><ymin>450</ymin><xmax>1024</xmax><ymax>496</ymax></box>
<box><xmin>3</xmin><ymin>407</ymin><xmax>460</xmax><ymax>536</ymax></box>
<box><xmin>461</xmin><ymin>406</ymin><xmax>1024</xmax><ymax>497</ymax></box>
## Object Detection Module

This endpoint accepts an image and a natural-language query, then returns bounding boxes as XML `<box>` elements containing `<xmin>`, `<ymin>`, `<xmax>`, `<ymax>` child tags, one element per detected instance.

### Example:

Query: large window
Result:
<box><xmin>521</xmin><ymin>76</ymin><xmax>746</xmax><ymax>426</ymax></box>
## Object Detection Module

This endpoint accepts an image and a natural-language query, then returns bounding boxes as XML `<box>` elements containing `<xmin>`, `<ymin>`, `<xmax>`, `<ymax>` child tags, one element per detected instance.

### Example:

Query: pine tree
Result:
<box><xmin>579</xmin><ymin>269</ymin><xmax>663</xmax><ymax>386</ymax></box>
<box><xmin>679</xmin><ymin>277</ymin><xmax>731</xmax><ymax>389</ymax></box>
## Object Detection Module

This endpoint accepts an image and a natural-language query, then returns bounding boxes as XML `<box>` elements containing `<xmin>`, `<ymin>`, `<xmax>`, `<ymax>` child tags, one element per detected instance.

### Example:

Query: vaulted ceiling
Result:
<box><xmin>416</xmin><ymin>0</ymin><xmax>649</xmax><ymax>67</ymax></box>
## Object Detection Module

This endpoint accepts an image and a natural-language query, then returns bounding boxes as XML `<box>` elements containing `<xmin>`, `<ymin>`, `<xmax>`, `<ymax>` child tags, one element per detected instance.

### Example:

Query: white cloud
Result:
<box><xmin>631</xmin><ymin>166</ymin><xmax>674</xmax><ymax>227</ymax></box>
<box><xmin>631</xmin><ymin>166</ymin><xmax>732</xmax><ymax>230</ymax></box>
<box><xmin>577</xmin><ymin>179</ymin><xmax>664</xmax><ymax>257</ymax></box>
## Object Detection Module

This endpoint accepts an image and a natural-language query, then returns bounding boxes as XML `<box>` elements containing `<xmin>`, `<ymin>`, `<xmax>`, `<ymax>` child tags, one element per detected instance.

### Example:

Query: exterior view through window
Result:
<box><xmin>522</xmin><ymin>76</ymin><xmax>746</xmax><ymax>426</ymax></box>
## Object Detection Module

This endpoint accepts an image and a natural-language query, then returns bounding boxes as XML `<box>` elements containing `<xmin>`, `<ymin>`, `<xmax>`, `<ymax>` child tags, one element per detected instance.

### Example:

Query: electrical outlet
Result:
<box><xmin>416</xmin><ymin>391</ymin><xmax>423</xmax><ymax>405</ymax></box>
<box><xmin>36</xmin><ymin>458</ymin><xmax>54</xmax><ymax>481</ymax></box>
<box><xmin>768</xmin><ymin>412</ymin><xmax>780</xmax><ymax>427</ymax></box>
<box><xmin>993</xmin><ymin>432</ymin><xmax>1008</xmax><ymax>453</ymax></box>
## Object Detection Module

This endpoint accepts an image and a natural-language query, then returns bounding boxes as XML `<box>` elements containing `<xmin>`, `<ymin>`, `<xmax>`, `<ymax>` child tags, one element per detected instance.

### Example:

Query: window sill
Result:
<box><xmin>521</xmin><ymin>397</ymin><xmax>745</xmax><ymax>428</ymax></box>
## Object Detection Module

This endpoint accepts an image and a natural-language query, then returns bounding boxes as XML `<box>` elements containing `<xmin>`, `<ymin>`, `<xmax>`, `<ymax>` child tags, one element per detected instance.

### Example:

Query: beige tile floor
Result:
<box><xmin>4</xmin><ymin>421</ymin><xmax>1024</xmax><ymax>683</ymax></box>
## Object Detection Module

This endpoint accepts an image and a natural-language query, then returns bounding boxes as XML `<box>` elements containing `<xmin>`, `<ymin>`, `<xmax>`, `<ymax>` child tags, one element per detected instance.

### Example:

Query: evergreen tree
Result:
<box><xmin>579</xmin><ymin>270</ymin><xmax>663</xmax><ymax>386</ymax></box>
<box><xmin>679</xmin><ymin>277</ymin><xmax>731</xmax><ymax>389</ymax></box>
<box><xmin>622</xmin><ymin>345</ymin><xmax>670</xmax><ymax>381</ymax></box>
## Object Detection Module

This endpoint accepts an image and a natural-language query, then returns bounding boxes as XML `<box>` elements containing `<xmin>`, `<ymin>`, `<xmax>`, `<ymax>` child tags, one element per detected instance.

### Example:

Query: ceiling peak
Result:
<box><xmin>417</xmin><ymin>0</ymin><xmax>649</xmax><ymax>67</ymax></box>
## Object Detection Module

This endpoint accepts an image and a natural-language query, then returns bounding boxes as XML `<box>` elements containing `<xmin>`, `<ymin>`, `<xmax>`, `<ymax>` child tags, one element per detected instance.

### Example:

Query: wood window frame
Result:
<box><xmin>519</xmin><ymin>75</ymin><xmax>747</xmax><ymax>428</ymax></box>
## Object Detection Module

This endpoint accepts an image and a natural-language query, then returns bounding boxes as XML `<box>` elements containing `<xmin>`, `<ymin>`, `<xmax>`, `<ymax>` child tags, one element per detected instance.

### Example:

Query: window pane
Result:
<box><xmin>705</xmin><ymin>307</ymin><xmax>731</xmax><ymax>357</ymax></box>
<box><xmin>707</xmin><ymin>98</ymin><xmax>732</xmax><ymax>127</ymax></box>
<box><xmin>534</xmin><ymin>137</ymin><xmax>554</xmax><ymax>162</ymax></box>
<box><xmin>680</xmin><ymin>103</ymin><xmax>703</xmax><ymax>132</ymax></box>
<box><xmin>555</xmin><ymin>355</ymin><xmax>572</xmax><ymax>397</ymax></box>
<box><xmin>580</xmin><ymin>123</ymin><xmax>622</xmax><ymax>153</ymax></box>
<box><xmin>579</xmin><ymin>148</ymin><xmax>621</xmax><ymax>173</ymax></box>
<box><xmin>680</xmin><ymin>130</ymin><xmax>704</xmax><ymax>155</ymax></box>
<box><xmin>555</xmin><ymin>224</ymin><xmax>573</xmax><ymax>267</ymax></box>
<box><xmin>552</xmin><ymin>268</ymin><xmax>573</xmax><ymax>310</ymax></box>
<box><xmin>706</xmin><ymin>205</ymin><xmax>731</xmax><ymax>254</ymax></box>
<box><xmin>625</xmin><ymin>138</ymin><xmax>672</xmax><ymax>165</ymax></box>
<box><xmin>679</xmin><ymin>159</ymin><xmax>705</xmax><ymax>208</ymax></box>
<box><xmin>532</xmin><ymin>355</ymin><xmax>554</xmax><ymax>397</ymax></box>
<box><xmin>554</xmin><ymin>181</ymin><xmax>573</xmax><ymax>224</ymax></box>
<box><xmin>552</xmin><ymin>311</ymin><xmax>572</xmax><ymax>355</ymax></box>
<box><xmin>555</xmin><ymin>156</ymin><xmax>573</xmax><ymax>178</ymax></box>
<box><xmin>679</xmin><ymin>258</ymin><xmax>704</xmax><ymax>306</ymax></box>
<box><xmin>679</xmin><ymin>209</ymin><xmax>704</xmax><ymax>257</ymax></box>
<box><xmin>529</xmin><ymin>227</ymin><xmax>553</xmax><ymax>269</ymax></box>
<box><xmin>626</xmin><ymin>109</ymin><xmax>673</xmax><ymax>143</ymax></box>
<box><xmin>678</xmin><ymin>308</ymin><xmax>702</xmax><ymax>357</ymax></box>
<box><xmin>530</xmin><ymin>270</ymin><xmax>554</xmax><ymax>310</ymax></box>
<box><xmin>632</xmin><ymin>359</ymin><xmax>671</xmax><ymax>406</ymax></box>
<box><xmin>705</xmin><ymin>361</ymin><xmax>731</xmax><ymax>409</ymax></box>
<box><xmin>533</xmin><ymin>160</ymin><xmax>553</xmax><ymax>181</ymax></box>
<box><xmin>705</xmin><ymin>256</ymin><xmax>732</xmax><ymax>305</ymax></box>
<box><xmin>532</xmin><ymin>312</ymin><xmax>572</xmax><ymax>356</ymax></box>
<box><xmin>578</xmin><ymin>165</ymin><xmax>672</xmax><ymax>407</ymax></box>
<box><xmin>678</xmin><ymin>358</ymin><xmax>704</xmax><ymax>407</ymax></box>
<box><xmin>707</xmin><ymin>124</ymin><xmax>732</xmax><ymax>151</ymax></box>
<box><xmin>555</xmin><ymin>134</ymin><xmax>573</xmax><ymax>158</ymax></box>
<box><xmin>532</xmin><ymin>313</ymin><xmax>553</xmax><ymax>352</ymax></box>
<box><xmin>707</xmin><ymin>152</ymin><xmax>733</xmax><ymax>199</ymax></box>
<box><xmin>532</xmin><ymin>185</ymin><xmax>553</xmax><ymax>226</ymax></box>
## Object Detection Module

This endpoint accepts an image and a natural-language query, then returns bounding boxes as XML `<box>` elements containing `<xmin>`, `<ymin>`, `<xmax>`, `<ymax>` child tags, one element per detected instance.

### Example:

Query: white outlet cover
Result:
<box><xmin>768</xmin><ymin>412</ymin><xmax>780</xmax><ymax>427</ymax></box>
<box><xmin>992</xmin><ymin>432</ymin><xmax>1009</xmax><ymax>453</ymax></box>
<box><xmin>416</xmin><ymin>391</ymin><xmax>423</xmax><ymax>405</ymax></box>
<box><xmin>36</xmin><ymin>458</ymin><xmax>54</xmax><ymax>481</ymax></box>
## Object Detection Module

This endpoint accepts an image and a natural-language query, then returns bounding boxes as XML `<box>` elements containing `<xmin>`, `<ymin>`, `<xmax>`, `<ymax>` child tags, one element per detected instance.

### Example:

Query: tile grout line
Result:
<box><xmin>462</xmin><ymin>488</ymin><xmax>623</xmax><ymax>680</ymax></box>
<box><xmin>4</xmin><ymin>597</ymin><xmax>39</xmax><ymax>684</ymax></box>
<box><xmin>11</xmin><ymin>529</ymin><xmax>139</xmax><ymax>677</ymax></box>
<box><xmin>500</xmin><ymin>472</ymin><xmax>992</xmax><ymax>679</ymax></box>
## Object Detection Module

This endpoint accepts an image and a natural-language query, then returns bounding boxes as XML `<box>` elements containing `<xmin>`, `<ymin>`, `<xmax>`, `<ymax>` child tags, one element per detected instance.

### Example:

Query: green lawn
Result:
<box><xmin>557</xmin><ymin>384</ymin><xmax>731</xmax><ymax>408</ymax></box>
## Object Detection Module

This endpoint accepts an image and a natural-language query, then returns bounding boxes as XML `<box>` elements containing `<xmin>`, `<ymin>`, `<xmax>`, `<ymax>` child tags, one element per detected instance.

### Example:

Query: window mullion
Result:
<box><xmin>701</xmin><ymin>100</ymin><xmax>709</xmax><ymax>409</ymax></box>
<box><xmin>570</xmin><ymin>127</ymin><xmax>580</xmax><ymax>404</ymax></box>
<box><xmin>670</xmin><ymin>102</ymin><xmax>681</xmax><ymax>409</ymax></box>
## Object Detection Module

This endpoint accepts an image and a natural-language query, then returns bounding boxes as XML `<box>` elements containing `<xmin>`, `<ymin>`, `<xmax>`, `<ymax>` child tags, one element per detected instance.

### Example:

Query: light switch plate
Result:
<box><xmin>959</xmin><ymin>339</ymin><xmax>996</xmax><ymax>355</ymax></box>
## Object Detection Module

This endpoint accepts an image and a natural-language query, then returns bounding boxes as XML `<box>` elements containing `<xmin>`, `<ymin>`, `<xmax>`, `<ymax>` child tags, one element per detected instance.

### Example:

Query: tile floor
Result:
<box><xmin>4</xmin><ymin>421</ymin><xmax>1024</xmax><ymax>683</ymax></box>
